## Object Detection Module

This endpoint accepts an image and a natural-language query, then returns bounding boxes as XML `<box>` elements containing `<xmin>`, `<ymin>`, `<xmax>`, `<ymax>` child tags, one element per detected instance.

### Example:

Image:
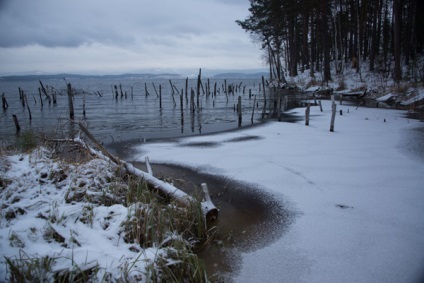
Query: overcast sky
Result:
<box><xmin>0</xmin><ymin>0</ymin><xmax>264</xmax><ymax>75</ymax></box>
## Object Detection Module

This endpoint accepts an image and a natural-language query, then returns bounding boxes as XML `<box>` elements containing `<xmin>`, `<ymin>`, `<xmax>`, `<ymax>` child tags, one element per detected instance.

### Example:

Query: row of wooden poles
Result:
<box><xmin>108</xmin><ymin>69</ymin><xmax>269</xmax><ymax>127</ymax></box>
<box><xmin>2</xmin><ymin>80</ymin><xmax>83</xmax><ymax>132</ymax></box>
<box><xmin>304</xmin><ymin>95</ymin><xmax>345</xmax><ymax>132</ymax></box>
<box><xmin>4</xmin><ymin>69</ymin><xmax>272</xmax><ymax>133</ymax></box>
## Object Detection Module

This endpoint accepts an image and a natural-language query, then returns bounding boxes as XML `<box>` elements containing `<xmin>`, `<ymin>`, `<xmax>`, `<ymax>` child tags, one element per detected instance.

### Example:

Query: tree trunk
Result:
<box><xmin>393</xmin><ymin>0</ymin><xmax>402</xmax><ymax>82</ymax></box>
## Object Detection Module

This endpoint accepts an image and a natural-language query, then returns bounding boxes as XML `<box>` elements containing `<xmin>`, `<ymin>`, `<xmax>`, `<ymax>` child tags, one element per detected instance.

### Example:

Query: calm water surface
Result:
<box><xmin>1</xmin><ymin>77</ymin><xmax>277</xmax><ymax>146</ymax></box>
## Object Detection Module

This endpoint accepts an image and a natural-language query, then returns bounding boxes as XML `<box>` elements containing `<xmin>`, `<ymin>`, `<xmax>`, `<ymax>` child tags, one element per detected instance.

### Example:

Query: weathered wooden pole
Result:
<box><xmin>251</xmin><ymin>95</ymin><xmax>257</xmax><ymax>123</ymax></box>
<box><xmin>261</xmin><ymin>76</ymin><xmax>267</xmax><ymax>118</ymax></box>
<box><xmin>305</xmin><ymin>103</ymin><xmax>310</xmax><ymax>126</ymax></box>
<box><xmin>196</xmin><ymin>68</ymin><xmax>201</xmax><ymax>108</ymax></box>
<box><xmin>24</xmin><ymin>94</ymin><xmax>32</xmax><ymax>121</ymax></box>
<box><xmin>119</xmin><ymin>84</ymin><xmax>124</xmax><ymax>98</ymax></box>
<box><xmin>144</xmin><ymin>83</ymin><xmax>149</xmax><ymax>97</ymax></box>
<box><xmin>114</xmin><ymin>85</ymin><xmax>119</xmax><ymax>100</ymax></box>
<box><xmin>159</xmin><ymin>85</ymin><xmax>162</xmax><ymax>109</ymax></box>
<box><xmin>190</xmin><ymin>88</ymin><xmax>195</xmax><ymax>113</ymax></box>
<box><xmin>19</xmin><ymin>88</ymin><xmax>25</xmax><ymax>107</ymax></box>
<box><xmin>340</xmin><ymin>94</ymin><xmax>343</xmax><ymax>105</ymax></box>
<box><xmin>238</xmin><ymin>95</ymin><xmax>242</xmax><ymax>127</ymax></box>
<box><xmin>180</xmin><ymin>93</ymin><xmax>184</xmax><ymax>121</ymax></box>
<box><xmin>38</xmin><ymin>88</ymin><xmax>43</xmax><ymax>108</ymax></box>
<box><xmin>12</xmin><ymin>114</ymin><xmax>20</xmax><ymax>132</ymax></box>
<box><xmin>67</xmin><ymin>83</ymin><xmax>74</xmax><ymax>120</ymax></box>
<box><xmin>319</xmin><ymin>100</ymin><xmax>323</xmax><ymax>112</ymax></box>
<box><xmin>83</xmin><ymin>92</ymin><xmax>86</xmax><ymax>117</ymax></box>
<box><xmin>330</xmin><ymin>102</ymin><xmax>337</xmax><ymax>132</ymax></box>
<box><xmin>185</xmin><ymin>77</ymin><xmax>188</xmax><ymax>103</ymax></box>
<box><xmin>2</xmin><ymin>93</ymin><xmax>8</xmax><ymax>110</ymax></box>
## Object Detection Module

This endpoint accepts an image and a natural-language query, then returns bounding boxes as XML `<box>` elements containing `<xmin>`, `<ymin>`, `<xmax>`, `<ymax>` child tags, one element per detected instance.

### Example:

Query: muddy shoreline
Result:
<box><xmin>106</xmin><ymin>135</ymin><xmax>296</xmax><ymax>280</ymax></box>
<box><xmin>136</xmin><ymin>162</ymin><xmax>294</xmax><ymax>280</ymax></box>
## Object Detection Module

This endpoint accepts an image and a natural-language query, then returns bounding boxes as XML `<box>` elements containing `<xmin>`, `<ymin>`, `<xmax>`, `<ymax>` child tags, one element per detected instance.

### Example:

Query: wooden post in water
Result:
<box><xmin>196</xmin><ymin>69</ymin><xmax>201</xmax><ymax>108</ymax></box>
<box><xmin>24</xmin><ymin>94</ymin><xmax>32</xmax><ymax>121</ymax></box>
<box><xmin>251</xmin><ymin>95</ymin><xmax>256</xmax><ymax>123</ymax></box>
<box><xmin>319</xmin><ymin>100</ymin><xmax>323</xmax><ymax>112</ymax></box>
<box><xmin>38</xmin><ymin>88</ymin><xmax>43</xmax><ymax>108</ymax></box>
<box><xmin>159</xmin><ymin>85</ymin><xmax>162</xmax><ymax>109</ymax></box>
<box><xmin>67</xmin><ymin>83</ymin><xmax>74</xmax><ymax>120</ymax></box>
<box><xmin>185</xmin><ymin>77</ymin><xmax>188</xmax><ymax>103</ymax></box>
<box><xmin>114</xmin><ymin>85</ymin><xmax>119</xmax><ymax>100</ymax></box>
<box><xmin>305</xmin><ymin>103</ymin><xmax>310</xmax><ymax>126</ymax></box>
<box><xmin>190</xmin><ymin>88</ymin><xmax>195</xmax><ymax>113</ymax></box>
<box><xmin>83</xmin><ymin>92</ymin><xmax>86</xmax><ymax>117</ymax></box>
<box><xmin>340</xmin><ymin>94</ymin><xmax>343</xmax><ymax>105</ymax></box>
<box><xmin>2</xmin><ymin>93</ymin><xmax>8</xmax><ymax>110</ymax></box>
<box><xmin>238</xmin><ymin>96</ymin><xmax>242</xmax><ymax>127</ymax></box>
<box><xmin>330</xmin><ymin>102</ymin><xmax>337</xmax><ymax>132</ymax></box>
<box><xmin>19</xmin><ymin>88</ymin><xmax>25</xmax><ymax>107</ymax></box>
<box><xmin>12</xmin><ymin>114</ymin><xmax>20</xmax><ymax>132</ymax></box>
<box><xmin>144</xmin><ymin>83</ymin><xmax>149</xmax><ymax>97</ymax></box>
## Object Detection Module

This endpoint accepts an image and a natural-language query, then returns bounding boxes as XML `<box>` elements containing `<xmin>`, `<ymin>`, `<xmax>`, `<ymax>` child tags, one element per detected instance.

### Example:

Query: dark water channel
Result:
<box><xmin>133</xmin><ymin>162</ymin><xmax>294</xmax><ymax>281</ymax></box>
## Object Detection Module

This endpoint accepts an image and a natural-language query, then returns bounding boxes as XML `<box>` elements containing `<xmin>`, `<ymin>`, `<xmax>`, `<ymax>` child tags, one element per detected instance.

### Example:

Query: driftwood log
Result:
<box><xmin>77</xmin><ymin>122</ymin><xmax>218</xmax><ymax>222</ymax></box>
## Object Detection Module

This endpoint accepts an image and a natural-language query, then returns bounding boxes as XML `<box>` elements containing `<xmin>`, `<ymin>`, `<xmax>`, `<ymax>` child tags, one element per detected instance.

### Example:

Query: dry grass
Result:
<box><xmin>2</xmin><ymin>136</ymin><xmax>212</xmax><ymax>282</ymax></box>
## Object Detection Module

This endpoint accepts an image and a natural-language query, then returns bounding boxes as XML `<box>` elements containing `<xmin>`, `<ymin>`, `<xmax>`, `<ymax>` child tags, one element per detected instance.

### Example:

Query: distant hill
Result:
<box><xmin>212</xmin><ymin>72</ymin><xmax>268</xmax><ymax>79</ymax></box>
<box><xmin>0</xmin><ymin>73</ymin><xmax>182</xmax><ymax>81</ymax></box>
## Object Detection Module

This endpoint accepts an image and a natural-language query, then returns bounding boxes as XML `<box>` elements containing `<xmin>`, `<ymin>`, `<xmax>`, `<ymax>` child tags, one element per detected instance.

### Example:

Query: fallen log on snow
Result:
<box><xmin>77</xmin><ymin>122</ymin><xmax>218</xmax><ymax>222</ymax></box>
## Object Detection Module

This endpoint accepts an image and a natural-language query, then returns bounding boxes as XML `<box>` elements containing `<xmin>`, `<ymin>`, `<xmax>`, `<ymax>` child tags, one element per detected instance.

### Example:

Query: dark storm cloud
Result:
<box><xmin>0</xmin><ymin>0</ymin><xmax>138</xmax><ymax>47</ymax></box>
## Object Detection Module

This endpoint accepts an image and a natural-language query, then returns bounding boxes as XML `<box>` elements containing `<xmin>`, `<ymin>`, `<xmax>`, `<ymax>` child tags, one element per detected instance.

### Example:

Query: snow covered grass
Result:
<box><xmin>133</xmin><ymin>100</ymin><xmax>424</xmax><ymax>282</ymax></box>
<box><xmin>0</xmin><ymin>142</ymin><xmax>211</xmax><ymax>282</ymax></box>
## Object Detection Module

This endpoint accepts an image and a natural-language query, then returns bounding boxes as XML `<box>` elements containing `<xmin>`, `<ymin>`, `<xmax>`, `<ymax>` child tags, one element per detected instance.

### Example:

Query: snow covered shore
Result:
<box><xmin>134</xmin><ymin>100</ymin><xmax>424</xmax><ymax>282</ymax></box>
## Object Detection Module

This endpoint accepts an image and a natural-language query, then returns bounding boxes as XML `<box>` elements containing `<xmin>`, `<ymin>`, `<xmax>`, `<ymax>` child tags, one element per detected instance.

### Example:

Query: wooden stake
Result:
<box><xmin>12</xmin><ymin>114</ymin><xmax>20</xmax><ymax>132</ymax></box>
<box><xmin>67</xmin><ymin>83</ymin><xmax>74</xmax><ymax>120</ymax></box>
<box><xmin>159</xmin><ymin>85</ymin><xmax>162</xmax><ymax>109</ymax></box>
<box><xmin>305</xmin><ymin>103</ymin><xmax>310</xmax><ymax>126</ymax></box>
<box><xmin>261</xmin><ymin>76</ymin><xmax>267</xmax><ymax>118</ymax></box>
<box><xmin>38</xmin><ymin>88</ymin><xmax>43</xmax><ymax>108</ymax></box>
<box><xmin>83</xmin><ymin>92</ymin><xmax>86</xmax><ymax>117</ymax></box>
<box><xmin>24</xmin><ymin>94</ymin><xmax>32</xmax><ymax>121</ymax></box>
<box><xmin>2</xmin><ymin>93</ymin><xmax>8</xmax><ymax>110</ymax></box>
<box><xmin>238</xmin><ymin>95</ymin><xmax>242</xmax><ymax>127</ymax></box>
<box><xmin>251</xmin><ymin>95</ymin><xmax>256</xmax><ymax>123</ymax></box>
<box><xmin>330</xmin><ymin>102</ymin><xmax>337</xmax><ymax>132</ymax></box>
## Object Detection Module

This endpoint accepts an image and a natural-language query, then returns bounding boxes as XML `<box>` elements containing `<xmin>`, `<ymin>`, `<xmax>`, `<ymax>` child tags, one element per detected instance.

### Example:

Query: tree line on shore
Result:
<box><xmin>237</xmin><ymin>0</ymin><xmax>423</xmax><ymax>84</ymax></box>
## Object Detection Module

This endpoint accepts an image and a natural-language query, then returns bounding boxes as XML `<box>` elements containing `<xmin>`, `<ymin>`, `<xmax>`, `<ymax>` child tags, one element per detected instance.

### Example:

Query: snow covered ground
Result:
<box><xmin>133</xmin><ymin>100</ymin><xmax>424</xmax><ymax>282</ymax></box>
<box><xmin>1</xmin><ymin>99</ymin><xmax>423</xmax><ymax>282</ymax></box>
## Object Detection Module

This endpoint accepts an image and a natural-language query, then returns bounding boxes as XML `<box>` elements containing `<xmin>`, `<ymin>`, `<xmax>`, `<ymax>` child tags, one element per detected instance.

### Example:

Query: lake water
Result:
<box><xmin>0</xmin><ymin>76</ymin><xmax>279</xmax><ymax>147</ymax></box>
